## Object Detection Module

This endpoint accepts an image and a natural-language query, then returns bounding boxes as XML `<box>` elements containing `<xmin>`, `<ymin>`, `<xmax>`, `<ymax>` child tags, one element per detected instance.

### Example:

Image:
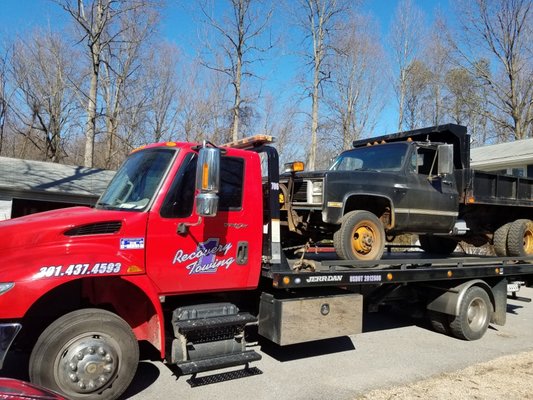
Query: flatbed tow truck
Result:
<box><xmin>1</xmin><ymin>133</ymin><xmax>533</xmax><ymax>399</ymax></box>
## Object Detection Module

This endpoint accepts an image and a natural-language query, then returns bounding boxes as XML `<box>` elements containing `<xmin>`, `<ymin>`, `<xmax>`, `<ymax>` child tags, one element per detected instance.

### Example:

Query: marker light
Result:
<box><xmin>126</xmin><ymin>265</ymin><xmax>143</xmax><ymax>273</ymax></box>
<box><xmin>202</xmin><ymin>163</ymin><xmax>210</xmax><ymax>190</ymax></box>
<box><xmin>284</xmin><ymin>161</ymin><xmax>305</xmax><ymax>173</ymax></box>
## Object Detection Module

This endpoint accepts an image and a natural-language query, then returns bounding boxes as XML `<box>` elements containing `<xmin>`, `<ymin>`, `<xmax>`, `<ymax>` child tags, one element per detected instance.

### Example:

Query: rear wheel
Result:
<box><xmin>333</xmin><ymin>210</ymin><xmax>385</xmax><ymax>261</ymax></box>
<box><xmin>493</xmin><ymin>223</ymin><xmax>511</xmax><ymax>256</ymax></box>
<box><xmin>507</xmin><ymin>219</ymin><xmax>533</xmax><ymax>257</ymax></box>
<box><xmin>29</xmin><ymin>309</ymin><xmax>139</xmax><ymax>400</ymax></box>
<box><xmin>449</xmin><ymin>286</ymin><xmax>492</xmax><ymax>341</ymax></box>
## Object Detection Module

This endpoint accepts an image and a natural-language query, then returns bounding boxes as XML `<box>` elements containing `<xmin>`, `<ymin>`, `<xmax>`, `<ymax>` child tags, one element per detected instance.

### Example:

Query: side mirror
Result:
<box><xmin>437</xmin><ymin>144</ymin><xmax>454</xmax><ymax>176</ymax></box>
<box><xmin>195</xmin><ymin>147</ymin><xmax>220</xmax><ymax>217</ymax></box>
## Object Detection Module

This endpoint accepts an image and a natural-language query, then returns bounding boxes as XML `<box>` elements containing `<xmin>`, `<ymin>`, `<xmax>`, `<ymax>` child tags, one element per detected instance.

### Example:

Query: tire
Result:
<box><xmin>507</xmin><ymin>219</ymin><xmax>533</xmax><ymax>257</ymax></box>
<box><xmin>449</xmin><ymin>286</ymin><xmax>492</xmax><ymax>341</ymax></box>
<box><xmin>419</xmin><ymin>235</ymin><xmax>457</xmax><ymax>255</ymax></box>
<box><xmin>333</xmin><ymin>210</ymin><xmax>385</xmax><ymax>261</ymax></box>
<box><xmin>29</xmin><ymin>309</ymin><xmax>139</xmax><ymax>400</ymax></box>
<box><xmin>493</xmin><ymin>223</ymin><xmax>511</xmax><ymax>256</ymax></box>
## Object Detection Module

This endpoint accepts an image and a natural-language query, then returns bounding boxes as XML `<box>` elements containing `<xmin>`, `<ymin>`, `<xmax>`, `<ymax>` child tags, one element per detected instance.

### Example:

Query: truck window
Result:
<box><xmin>416</xmin><ymin>148</ymin><xmax>437</xmax><ymax>175</ymax></box>
<box><xmin>330</xmin><ymin>142</ymin><xmax>408</xmax><ymax>172</ymax></box>
<box><xmin>219</xmin><ymin>157</ymin><xmax>244</xmax><ymax>210</ymax></box>
<box><xmin>96</xmin><ymin>148</ymin><xmax>175</xmax><ymax>211</ymax></box>
<box><xmin>161</xmin><ymin>155</ymin><xmax>244</xmax><ymax>218</ymax></box>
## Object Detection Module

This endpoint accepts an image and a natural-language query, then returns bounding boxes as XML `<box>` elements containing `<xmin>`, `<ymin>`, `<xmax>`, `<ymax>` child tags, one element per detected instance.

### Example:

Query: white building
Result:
<box><xmin>471</xmin><ymin>138</ymin><xmax>533</xmax><ymax>178</ymax></box>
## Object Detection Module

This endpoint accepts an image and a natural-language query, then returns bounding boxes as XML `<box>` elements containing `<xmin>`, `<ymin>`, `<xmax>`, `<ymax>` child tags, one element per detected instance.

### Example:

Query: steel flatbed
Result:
<box><xmin>266</xmin><ymin>254</ymin><xmax>533</xmax><ymax>289</ymax></box>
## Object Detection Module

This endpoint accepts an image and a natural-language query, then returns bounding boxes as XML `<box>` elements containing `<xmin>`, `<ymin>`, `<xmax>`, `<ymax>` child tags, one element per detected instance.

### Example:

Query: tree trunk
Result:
<box><xmin>309</xmin><ymin>70</ymin><xmax>319</xmax><ymax>171</ymax></box>
<box><xmin>84</xmin><ymin>66</ymin><xmax>98</xmax><ymax>167</ymax></box>
<box><xmin>232</xmin><ymin>55</ymin><xmax>241</xmax><ymax>142</ymax></box>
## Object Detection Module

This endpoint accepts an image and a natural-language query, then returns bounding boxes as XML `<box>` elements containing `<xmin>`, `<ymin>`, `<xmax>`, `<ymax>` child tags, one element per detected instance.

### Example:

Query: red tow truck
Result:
<box><xmin>1</xmin><ymin>136</ymin><xmax>533</xmax><ymax>399</ymax></box>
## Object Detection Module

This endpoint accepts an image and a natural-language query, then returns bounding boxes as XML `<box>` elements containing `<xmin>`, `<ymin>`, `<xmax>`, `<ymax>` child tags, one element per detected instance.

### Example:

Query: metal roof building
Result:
<box><xmin>0</xmin><ymin>157</ymin><xmax>115</xmax><ymax>219</ymax></box>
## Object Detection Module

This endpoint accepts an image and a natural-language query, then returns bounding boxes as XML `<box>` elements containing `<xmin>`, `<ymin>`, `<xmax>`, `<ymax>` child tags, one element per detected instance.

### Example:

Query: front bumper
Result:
<box><xmin>0</xmin><ymin>323</ymin><xmax>21</xmax><ymax>369</ymax></box>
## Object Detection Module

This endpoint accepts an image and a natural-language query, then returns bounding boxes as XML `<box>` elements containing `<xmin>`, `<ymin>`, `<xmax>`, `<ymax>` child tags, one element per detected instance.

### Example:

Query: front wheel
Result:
<box><xmin>333</xmin><ymin>210</ymin><xmax>385</xmax><ymax>261</ymax></box>
<box><xmin>29</xmin><ymin>309</ymin><xmax>139</xmax><ymax>400</ymax></box>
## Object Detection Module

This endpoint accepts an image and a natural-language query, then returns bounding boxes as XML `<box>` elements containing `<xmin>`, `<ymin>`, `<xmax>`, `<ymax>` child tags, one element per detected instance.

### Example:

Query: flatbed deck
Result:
<box><xmin>266</xmin><ymin>252</ymin><xmax>533</xmax><ymax>289</ymax></box>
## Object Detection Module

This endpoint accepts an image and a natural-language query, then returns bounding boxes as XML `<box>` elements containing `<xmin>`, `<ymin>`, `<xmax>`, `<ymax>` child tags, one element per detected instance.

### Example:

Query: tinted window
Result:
<box><xmin>161</xmin><ymin>155</ymin><xmax>244</xmax><ymax>218</ymax></box>
<box><xmin>219</xmin><ymin>157</ymin><xmax>244</xmax><ymax>210</ymax></box>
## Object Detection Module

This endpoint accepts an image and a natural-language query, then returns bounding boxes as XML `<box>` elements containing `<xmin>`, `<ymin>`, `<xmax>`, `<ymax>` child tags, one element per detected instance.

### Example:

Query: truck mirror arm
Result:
<box><xmin>177</xmin><ymin>217</ymin><xmax>203</xmax><ymax>235</ymax></box>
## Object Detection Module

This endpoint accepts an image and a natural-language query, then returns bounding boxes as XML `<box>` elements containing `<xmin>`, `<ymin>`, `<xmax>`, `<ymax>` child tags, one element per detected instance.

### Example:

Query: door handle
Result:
<box><xmin>236</xmin><ymin>241</ymin><xmax>248</xmax><ymax>265</ymax></box>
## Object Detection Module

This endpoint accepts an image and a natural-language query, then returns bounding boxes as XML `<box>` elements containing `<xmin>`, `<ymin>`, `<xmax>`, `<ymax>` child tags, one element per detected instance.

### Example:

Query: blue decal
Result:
<box><xmin>120</xmin><ymin>238</ymin><xmax>145</xmax><ymax>250</ymax></box>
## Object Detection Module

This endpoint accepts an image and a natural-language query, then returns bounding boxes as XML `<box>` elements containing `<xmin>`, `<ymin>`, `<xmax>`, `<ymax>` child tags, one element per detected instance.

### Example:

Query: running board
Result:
<box><xmin>176</xmin><ymin>350</ymin><xmax>262</xmax><ymax>375</ymax></box>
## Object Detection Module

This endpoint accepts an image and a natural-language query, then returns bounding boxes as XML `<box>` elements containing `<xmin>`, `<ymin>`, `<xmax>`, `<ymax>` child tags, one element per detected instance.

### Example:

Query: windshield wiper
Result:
<box><xmin>95</xmin><ymin>202</ymin><xmax>118</xmax><ymax>210</ymax></box>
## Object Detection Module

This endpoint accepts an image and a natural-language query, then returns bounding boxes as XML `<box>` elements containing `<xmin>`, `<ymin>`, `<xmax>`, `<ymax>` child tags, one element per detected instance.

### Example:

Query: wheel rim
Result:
<box><xmin>352</xmin><ymin>224</ymin><xmax>376</xmax><ymax>256</ymax></box>
<box><xmin>54</xmin><ymin>333</ymin><xmax>120</xmax><ymax>396</ymax></box>
<box><xmin>523</xmin><ymin>226</ymin><xmax>533</xmax><ymax>254</ymax></box>
<box><xmin>466</xmin><ymin>297</ymin><xmax>488</xmax><ymax>332</ymax></box>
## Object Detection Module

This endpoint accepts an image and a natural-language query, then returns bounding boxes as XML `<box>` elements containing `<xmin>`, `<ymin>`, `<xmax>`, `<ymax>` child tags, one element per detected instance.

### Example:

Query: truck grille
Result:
<box><xmin>292</xmin><ymin>181</ymin><xmax>308</xmax><ymax>202</ymax></box>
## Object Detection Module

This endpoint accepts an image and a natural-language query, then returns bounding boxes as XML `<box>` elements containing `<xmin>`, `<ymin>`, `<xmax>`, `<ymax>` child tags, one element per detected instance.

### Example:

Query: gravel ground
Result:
<box><xmin>358</xmin><ymin>350</ymin><xmax>533</xmax><ymax>400</ymax></box>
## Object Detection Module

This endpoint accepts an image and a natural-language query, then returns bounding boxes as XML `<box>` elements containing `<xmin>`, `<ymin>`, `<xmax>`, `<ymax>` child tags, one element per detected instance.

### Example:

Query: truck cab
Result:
<box><xmin>0</xmin><ymin>138</ymin><xmax>278</xmax><ymax>400</ymax></box>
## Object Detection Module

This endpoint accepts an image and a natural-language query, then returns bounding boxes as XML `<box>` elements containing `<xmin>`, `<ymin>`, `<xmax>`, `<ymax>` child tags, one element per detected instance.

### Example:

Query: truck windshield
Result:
<box><xmin>96</xmin><ymin>148</ymin><xmax>176</xmax><ymax>211</ymax></box>
<box><xmin>329</xmin><ymin>142</ymin><xmax>408</xmax><ymax>172</ymax></box>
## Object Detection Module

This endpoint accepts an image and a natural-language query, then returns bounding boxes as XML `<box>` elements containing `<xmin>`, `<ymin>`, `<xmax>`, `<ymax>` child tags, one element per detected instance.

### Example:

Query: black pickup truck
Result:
<box><xmin>280</xmin><ymin>124</ymin><xmax>533</xmax><ymax>260</ymax></box>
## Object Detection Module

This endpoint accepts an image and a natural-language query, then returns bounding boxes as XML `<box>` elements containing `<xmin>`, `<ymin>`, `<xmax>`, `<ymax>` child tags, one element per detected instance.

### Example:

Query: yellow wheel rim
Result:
<box><xmin>352</xmin><ymin>225</ymin><xmax>375</xmax><ymax>255</ymax></box>
<box><xmin>524</xmin><ymin>226</ymin><xmax>533</xmax><ymax>254</ymax></box>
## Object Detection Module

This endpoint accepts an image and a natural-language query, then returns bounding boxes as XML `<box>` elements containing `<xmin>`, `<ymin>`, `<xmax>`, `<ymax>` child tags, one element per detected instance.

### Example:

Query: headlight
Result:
<box><xmin>311</xmin><ymin>181</ymin><xmax>323</xmax><ymax>204</ymax></box>
<box><xmin>0</xmin><ymin>283</ymin><xmax>14</xmax><ymax>295</ymax></box>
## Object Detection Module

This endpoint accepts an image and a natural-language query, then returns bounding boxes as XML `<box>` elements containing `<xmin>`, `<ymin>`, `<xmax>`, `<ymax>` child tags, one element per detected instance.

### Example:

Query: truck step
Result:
<box><xmin>172</xmin><ymin>313</ymin><xmax>257</xmax><ymax>337</ymax></box>
<box><xmin>176</xmin><ymin>350</ymin><xmax>262</xmax><ymax>375</ymax></box>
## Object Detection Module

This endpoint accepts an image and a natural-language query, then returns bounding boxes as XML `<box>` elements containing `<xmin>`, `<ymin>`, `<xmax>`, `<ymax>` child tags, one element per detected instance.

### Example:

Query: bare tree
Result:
<box><xmin>404</xmin><ymin>59</ymin><xmax>432</xmax><ymax>130</ymax></box>
<box><xmin>55</xmin><ymin>0</ymin><xmax>153</xmax><ymax>167</ymax></box>
<box><xmin>168</xmin><ymin>56</ymin><xmax>234</xmax><ymax>145</ymax></box>
<box><xmin>0</xmin><ymin>49</ymin><xmax>9</xmax><ymax>155</ymax></box>
<box><xmin>294</xmin><ymin>0</ymin><xmax>352</xmax><ymax>170</ymax></box>
<box><xmin>99</xmin><ymin>3</ymin><xmax>159</xmax><ymax>168</ymax></box>
<box><xmin>389</xmin><ymin>0</ymin><xmax>425</xmax><ymax>130</ymax></box>
<box><xmin>422</xmin><ymin>14</ymin><xmax>452</xmax><ymax>126</ymax></box>
<box><xmin>9</xmin><ymin>30</ymin><xmax>80</xmax><ymax>162</ymax></box>
<box><xmin>143</xmin><ymin>43</ymin><xmax>180</xmax><ymax>143</ymax></box>
<box><xmin>444</xmin><ymin>66</ymin><xmax>490</xmax><ymax>145</ymax></box>
<box><xmin>326</xmin><ymin>14</ymin><xmax>386</xmax><ymax>150</ymax></box>
<box><xmin>452</xmin><ymin>0</ymin><xmax>533</xmax><ymax>140</ymax></box>
<box><xmin>200</xmin><ymin>0</ymin><xmax>272</xmax><ymax>142</ymax></box>
<box><xmin>261</xmin><ymin>92</ymin><xmax>302</xmax><ymax>164</ymax></box>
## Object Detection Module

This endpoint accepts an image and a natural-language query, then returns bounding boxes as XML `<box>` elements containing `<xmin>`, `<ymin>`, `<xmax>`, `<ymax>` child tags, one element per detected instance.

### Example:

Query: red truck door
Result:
<box><xmin>145</xmin><ymin>150</ymin><xmax>263</xmax><ymax>294</ymax></box>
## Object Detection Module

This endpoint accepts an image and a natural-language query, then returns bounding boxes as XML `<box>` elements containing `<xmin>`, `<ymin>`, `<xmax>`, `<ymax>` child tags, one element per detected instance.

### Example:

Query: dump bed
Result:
<box><xmin>459</xmin><ymin>169</ymin><xmax>533</xmax><ymax>207</ymax></box>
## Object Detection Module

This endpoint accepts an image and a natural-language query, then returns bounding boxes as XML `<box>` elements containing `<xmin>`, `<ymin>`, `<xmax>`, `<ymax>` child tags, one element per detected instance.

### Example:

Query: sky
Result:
<box><xmin>0</xmin><ymin>0</ymin><xmax>452</xmax><ymax>135</ymax></box>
